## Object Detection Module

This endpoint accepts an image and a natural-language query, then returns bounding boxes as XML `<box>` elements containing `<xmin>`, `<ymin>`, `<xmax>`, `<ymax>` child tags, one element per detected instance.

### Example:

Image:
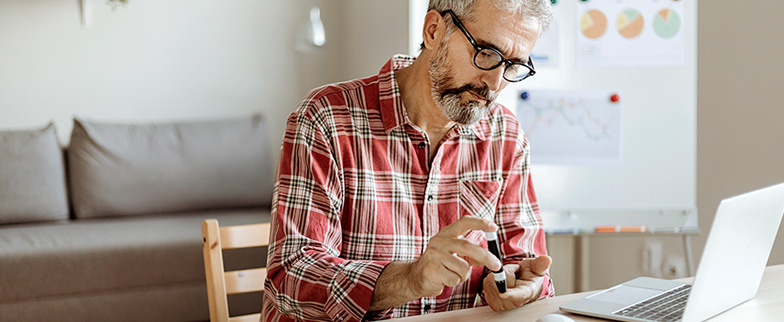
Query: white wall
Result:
<box><xmin>342</xmin><ymin>0</ymin><xmax>409</xmax><ymax>80</ymax></box>
<box><xmin>697</xmin><ymin>1</ymin><xmax>784</xmax><ymax>267</ymax></box>
<box><xmin>0</xmin><ymin>0</ymin><xmax>408</xmax><ymax>174</ymax></box>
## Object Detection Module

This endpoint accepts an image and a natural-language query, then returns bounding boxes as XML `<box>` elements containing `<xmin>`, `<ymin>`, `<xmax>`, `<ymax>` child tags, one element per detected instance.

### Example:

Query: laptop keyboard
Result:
<box><xmin>613</xmin><ymin>284</ymin><xmax>692</xmax><ymax>322</ymax></box>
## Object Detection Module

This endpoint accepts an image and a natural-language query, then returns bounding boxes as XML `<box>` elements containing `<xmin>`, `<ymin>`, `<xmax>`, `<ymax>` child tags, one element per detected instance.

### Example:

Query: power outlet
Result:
<box><xmin>662</xmin><ymin>255</ymin><xmax>687</xmax><ymax>279</ymax></box>
<box><xmin>641</xmin><ymin>240</ymin><xmax>663</xmax><ymax>277</ymax></box>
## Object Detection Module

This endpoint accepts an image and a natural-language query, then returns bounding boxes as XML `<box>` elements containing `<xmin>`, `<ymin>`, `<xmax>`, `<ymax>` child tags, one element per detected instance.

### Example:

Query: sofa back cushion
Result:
<box><xmin>0</xmin><ymin>123</ymin><xmax>70</xmax><ymax>224</ymax></box>
<box><xmin>68</xmin><ymin>116</ymin><xmax>273</xmax><ymax>219</ymax></box>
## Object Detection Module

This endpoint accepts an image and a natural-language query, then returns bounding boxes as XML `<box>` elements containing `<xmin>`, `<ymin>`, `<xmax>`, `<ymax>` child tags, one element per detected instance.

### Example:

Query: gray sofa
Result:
<box><xmin>0</xmin><ymin>116</ymin><xmax>274</xmax><ymax>321</ymax></box>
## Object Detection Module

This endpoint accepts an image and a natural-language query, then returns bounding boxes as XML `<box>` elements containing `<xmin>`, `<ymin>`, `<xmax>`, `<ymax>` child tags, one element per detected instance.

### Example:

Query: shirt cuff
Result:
<box><xmin>324</xmin><ymin>260</ymin><xmax>389</xmax><ymax>322</ymax></box>
<box><xmin>539</xmin><ymin>273</ymin><xmax>555</xmax><ymax>299</ymax></box>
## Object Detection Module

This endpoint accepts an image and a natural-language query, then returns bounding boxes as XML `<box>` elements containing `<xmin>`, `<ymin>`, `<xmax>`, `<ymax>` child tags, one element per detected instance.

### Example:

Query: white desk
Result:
<box><xmin>396</xmin><ymin>264</ymin><xmax>784</xmax><ymax>322</ymax></box>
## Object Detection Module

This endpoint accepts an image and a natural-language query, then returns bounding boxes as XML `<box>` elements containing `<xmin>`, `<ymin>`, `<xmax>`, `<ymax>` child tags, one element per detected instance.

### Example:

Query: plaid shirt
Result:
<box><xmin>263</xmin><ymin>55</ymin><xmax>553</xmax><ymax>322</ymax></box>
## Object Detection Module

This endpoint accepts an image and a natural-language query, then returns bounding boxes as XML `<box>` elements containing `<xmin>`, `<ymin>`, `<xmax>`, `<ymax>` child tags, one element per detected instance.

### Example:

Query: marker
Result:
<box><xmin>484</xmin><ymin>231</ymin><xmax>507</xmax><ymax>294</ymax></box>
<box><xmin>545</xmin><ymin>228</ymin><xmax>582</xmax><ymax>235</ymax></box>
<box><xmin>650</xmin><ymin>227</ymin><xmax>682</xmax><ymax>233</ymax></box>
<box><xmin>595</xmin><ymin>225</ymin><xmax>648</xmax><ymax>233</ymax></box>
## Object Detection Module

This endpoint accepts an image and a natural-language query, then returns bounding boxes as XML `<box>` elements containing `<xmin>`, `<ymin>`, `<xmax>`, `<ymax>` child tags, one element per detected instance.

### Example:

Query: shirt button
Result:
<box><xmin>418</xmin><ymin>142</ymin><xmax>426</xmax><ymax>149</ymax></box>
<box><xmin>426</xmin><ymin>195</ymin><xmax>434</xmax><ymax>201</ymax></box>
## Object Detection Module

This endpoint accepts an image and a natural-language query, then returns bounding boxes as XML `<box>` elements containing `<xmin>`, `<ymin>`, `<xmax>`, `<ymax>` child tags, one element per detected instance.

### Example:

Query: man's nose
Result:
<box><xmin>480</xmin><ymin>66</ymin><xmax>506</xmax><ymax>92</ymax></box>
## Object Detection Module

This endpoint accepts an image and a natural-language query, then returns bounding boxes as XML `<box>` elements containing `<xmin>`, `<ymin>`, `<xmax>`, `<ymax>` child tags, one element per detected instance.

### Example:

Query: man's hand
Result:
<box><xmin>369</xmin><ymin>216</ymin><xmax>502</xmax><ymax>311</ymax></box>
<box><xmin>410</xmin><ymin>216</ymin><xmax>503</xmax><ymax>297</ymax></box>
<box><xmin>483</xmin><ymin>255</ymin><xmax>551</xmax><ymax>311</ymax></box>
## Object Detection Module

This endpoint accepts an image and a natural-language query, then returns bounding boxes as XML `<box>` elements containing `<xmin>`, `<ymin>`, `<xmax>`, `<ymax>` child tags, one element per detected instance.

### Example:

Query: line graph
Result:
<box><xmin>525</xmin><ymin>98</ymin><xmax>614</xmax><ymax>142</ymax></box>
<box><xmin>516</xmin><ymin>90</ymin><xmax>622</xmax><ymax>165</ymax></box>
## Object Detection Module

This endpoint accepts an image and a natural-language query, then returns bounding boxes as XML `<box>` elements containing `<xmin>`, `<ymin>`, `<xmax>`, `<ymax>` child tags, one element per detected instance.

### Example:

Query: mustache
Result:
<box><xmin>441</xmin><ymin>84</ymin><xmax>496</xmax><ymax>102</ymax></box>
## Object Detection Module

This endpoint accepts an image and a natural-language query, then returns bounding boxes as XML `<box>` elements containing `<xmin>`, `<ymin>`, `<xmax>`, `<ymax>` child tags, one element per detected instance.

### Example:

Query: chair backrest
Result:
<box><xmin>202</xmin><ymin>219</ymin><xmax>271</xmax><ymax>322</ymax></box>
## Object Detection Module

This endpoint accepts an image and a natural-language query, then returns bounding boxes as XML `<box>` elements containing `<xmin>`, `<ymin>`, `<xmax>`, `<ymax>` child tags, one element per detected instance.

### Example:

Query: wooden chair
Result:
<box><xmin>201</xmin><ymin>219</ymin><xmax>271</xmax><ymax>322</ymax></box>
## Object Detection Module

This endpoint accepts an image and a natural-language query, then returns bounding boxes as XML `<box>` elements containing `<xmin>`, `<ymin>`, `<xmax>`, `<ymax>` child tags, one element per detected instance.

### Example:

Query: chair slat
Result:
<box><xmin>220</xmin><ymin>223</ymin><xmax>271</xmax><ymax>249</ymax></box>
<box><xmin>225</xmin><ymin>268</ymin><xmax>267</xmax><ymax>294</ymax></box>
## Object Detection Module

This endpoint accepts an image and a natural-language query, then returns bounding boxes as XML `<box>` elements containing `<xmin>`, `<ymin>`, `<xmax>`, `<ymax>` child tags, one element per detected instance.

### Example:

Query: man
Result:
<box><xmin>263</xmin><ymin>0</ymin><xmax>554</xmax><ymax>320</ymax></box>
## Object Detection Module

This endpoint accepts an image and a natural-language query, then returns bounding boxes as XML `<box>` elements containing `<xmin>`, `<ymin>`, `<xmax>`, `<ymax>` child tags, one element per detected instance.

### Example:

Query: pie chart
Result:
<box><xmin>616</xmin><ymin>9</ymin><xmax>644</xmax><ymax>39</ymax></box>
<box><xmin>654</xmin><ymin>9</ymin><xmax>681</xmax><ymax>38</ymax></box>
<box><xmin>580</xmin><ymin>9</ymin><xmax>607</xmax><ymax>39</ymax></box>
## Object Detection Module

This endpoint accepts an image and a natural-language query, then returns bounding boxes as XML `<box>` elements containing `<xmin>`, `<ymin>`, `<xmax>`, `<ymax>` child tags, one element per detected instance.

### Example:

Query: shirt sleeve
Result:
<box><xmin>494</xmin><ymin>130</ymin><xmax>555</xmax><ymax>299</ymax></box>
<box><xmin>263</xmin><ymin>108</ymin><xmax>390</xmax><ymax>322</ymax></box>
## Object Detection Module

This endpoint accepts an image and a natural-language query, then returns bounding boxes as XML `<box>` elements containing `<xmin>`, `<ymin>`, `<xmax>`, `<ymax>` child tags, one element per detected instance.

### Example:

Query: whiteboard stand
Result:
<box><xmin>542</xmin><ymin>208</ymin><xmax>699</xmax><ymax>292</ymax></box>
<box><xmin>683</xmin><ymin>232</ymin><xmax>695</xmax><ymax>276</ymax></box>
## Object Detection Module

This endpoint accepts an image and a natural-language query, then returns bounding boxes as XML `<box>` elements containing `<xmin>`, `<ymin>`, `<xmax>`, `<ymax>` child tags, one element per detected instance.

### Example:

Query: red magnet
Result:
<box><xmin>610</xmin><ymin>93</ymin><xmax>620</xmax><ymax>103</ymax></box>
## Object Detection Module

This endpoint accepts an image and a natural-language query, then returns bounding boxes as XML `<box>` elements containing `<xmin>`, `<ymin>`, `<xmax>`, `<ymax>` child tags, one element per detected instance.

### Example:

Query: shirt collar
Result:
<box><xmin>378</xmin><ymin>54</ymin><xmax>489</xmax><ymax>141</ymax></box>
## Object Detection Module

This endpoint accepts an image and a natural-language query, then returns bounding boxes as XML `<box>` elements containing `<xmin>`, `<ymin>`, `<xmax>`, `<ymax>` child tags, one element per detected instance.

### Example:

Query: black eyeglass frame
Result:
<box><xmin>440</xmin><ymin>10</ymin><xmax>536</xmax><ymax>83</ymax></box>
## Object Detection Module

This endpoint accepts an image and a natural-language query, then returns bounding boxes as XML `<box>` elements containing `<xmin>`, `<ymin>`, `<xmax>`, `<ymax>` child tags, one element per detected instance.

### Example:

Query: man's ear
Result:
<box><xmin>422</xmin><ymin>9</ymin><xmax>445</xmax><ymax>51</ymax></box>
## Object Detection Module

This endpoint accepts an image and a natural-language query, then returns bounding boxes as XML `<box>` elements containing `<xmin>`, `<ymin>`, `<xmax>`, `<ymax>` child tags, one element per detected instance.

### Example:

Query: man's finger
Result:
<box><xmin>440</xmin><ymin>254</ymin><xmax>472</xmax><ymax>283</ymax></box>
<box><xmin>531</xmin><ymin>255</ymin><xmax>551</xmax><ymax>274</ymax></box>
<box><xmin>499</xmin><ymin>276</ymin><xmax>544</xmax><ymax>302</ymax></box>
<box><xmin>441</xmin><ymin>237</ymin><xmax>502</xmax><ymax>271</ymax></box>
<box><xmin>518</xmin><ymin>255</ymin><xmax>552</xmax><ymax>278</ymax></box>
<box><xmin>437</xmin><ymin>216</ymin><xmax>497</xmax><ymax>238</ymax></box>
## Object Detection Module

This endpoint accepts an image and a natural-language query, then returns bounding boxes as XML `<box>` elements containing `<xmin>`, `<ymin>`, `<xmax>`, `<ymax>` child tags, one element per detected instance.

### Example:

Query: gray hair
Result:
<box><xmin>428</xmin><ymin>0</ymin><xmax>552</xmax><ymax>34</ymax></box>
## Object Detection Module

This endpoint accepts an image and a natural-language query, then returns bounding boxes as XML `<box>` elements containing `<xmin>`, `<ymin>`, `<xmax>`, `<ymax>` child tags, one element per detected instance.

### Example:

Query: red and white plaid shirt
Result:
<box><xmin>263</xmin><ymin>55</ymin><xmax>553</xmax><ymax>322</ymax></box>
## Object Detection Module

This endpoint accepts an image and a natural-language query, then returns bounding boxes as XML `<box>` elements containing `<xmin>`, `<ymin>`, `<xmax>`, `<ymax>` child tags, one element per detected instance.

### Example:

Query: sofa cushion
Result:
<box><xmin>0</xmin><ymin>282</ymin><xmax>211</xmax><ymax>322</ymax></box>
<box><xmin>0</xmin><ymin>123</ymin><xmax>69</xmax><ymax>224</ymax></box>
<box><xmin>0</xmin><ymin>209</ymin><xmax>270</xmax><ymax>303</ymax></box>
<box><xmin>68</xmin><ymin>115</ymin><xmax>273</xmax><ymax>218</ymax></box>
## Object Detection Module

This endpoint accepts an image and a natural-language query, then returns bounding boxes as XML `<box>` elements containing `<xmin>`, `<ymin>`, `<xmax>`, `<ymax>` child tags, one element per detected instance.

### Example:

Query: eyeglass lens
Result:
<box><xmin>474</xmin><ymin>48</ymin><xmax>531</xmax><ymax>82</ymax></box>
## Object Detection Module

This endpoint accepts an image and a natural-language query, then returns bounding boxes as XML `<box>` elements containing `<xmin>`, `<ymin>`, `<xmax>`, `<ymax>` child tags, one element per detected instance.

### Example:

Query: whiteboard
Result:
<box><xmin>498</xmin><ymin>0</ymin><xmax>697</xmax><ymax>229</ymax></box>
<box><xmin>409</xmin><ymin>0</ymin><xmax>697</xmax><ymax>230</ymax></box>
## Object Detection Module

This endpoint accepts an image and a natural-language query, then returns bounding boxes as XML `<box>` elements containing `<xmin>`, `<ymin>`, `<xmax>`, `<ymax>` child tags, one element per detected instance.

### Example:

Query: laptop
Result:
<box><xmin>561</xmin><ymin>182</ymin><xmax>784</xmax><ymax>322</ymax></box>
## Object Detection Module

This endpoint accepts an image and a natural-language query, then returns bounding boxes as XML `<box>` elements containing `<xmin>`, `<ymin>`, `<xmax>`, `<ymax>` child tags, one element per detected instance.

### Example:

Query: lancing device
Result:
<box><xmin>484</xmin><ymin>231</ymin><xmax>507</xmax><ymax>294</ymax></box>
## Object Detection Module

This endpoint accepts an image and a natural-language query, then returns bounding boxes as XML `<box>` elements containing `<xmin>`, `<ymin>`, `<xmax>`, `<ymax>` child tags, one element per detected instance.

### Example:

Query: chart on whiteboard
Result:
<box><xmin>516</xmin><ymin>90</ymin><xmax>622</xmax><ymax>165</ymax></box>
<box><xmin>576</xmin><ymin>0</ymin><xmax>684</xmax><ymax>67</ymax></box>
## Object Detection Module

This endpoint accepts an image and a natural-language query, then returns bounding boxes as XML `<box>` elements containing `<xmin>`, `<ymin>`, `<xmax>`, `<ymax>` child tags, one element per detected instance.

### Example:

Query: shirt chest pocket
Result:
<box><xmin>458</xmin><ymin>180</ymin><xmax>502</xmax><ymax>221</ymax></box>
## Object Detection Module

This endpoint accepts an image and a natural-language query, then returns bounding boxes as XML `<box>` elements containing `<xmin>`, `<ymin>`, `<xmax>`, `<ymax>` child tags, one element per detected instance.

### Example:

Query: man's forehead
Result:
<box><xmin>466</xmin><ymin>5</ymin><xmax>540</xmax><ymax>61</ymax></box>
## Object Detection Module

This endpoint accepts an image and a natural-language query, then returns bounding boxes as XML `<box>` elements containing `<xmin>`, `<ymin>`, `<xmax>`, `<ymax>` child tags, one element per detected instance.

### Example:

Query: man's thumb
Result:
<box><xmin>531</xmin><ymin>255</ymin><xmax>552</xmax><ymax>275</ymax></box>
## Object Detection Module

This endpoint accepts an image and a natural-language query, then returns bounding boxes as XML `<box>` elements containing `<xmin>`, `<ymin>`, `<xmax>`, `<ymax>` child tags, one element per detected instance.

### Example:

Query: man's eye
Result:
<box><xmin>477</xmin><ymin>49</ymin><xmax>500</xmax><ymax>62</ymax></box>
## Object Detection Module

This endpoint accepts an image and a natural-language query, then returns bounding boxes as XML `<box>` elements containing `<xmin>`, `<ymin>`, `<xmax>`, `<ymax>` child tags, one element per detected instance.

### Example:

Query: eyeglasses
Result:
<box><xmin>440</xmin><ymin>10</ymin><xmax>536</xmax><ymax>83</ymax></box>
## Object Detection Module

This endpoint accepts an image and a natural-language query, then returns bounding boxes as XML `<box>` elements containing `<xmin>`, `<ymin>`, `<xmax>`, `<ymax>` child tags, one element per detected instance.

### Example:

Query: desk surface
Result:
<box><xmin>396</xmin><ymin>264</ymin><xmax>784</xmax><ymax>322</ymax></box>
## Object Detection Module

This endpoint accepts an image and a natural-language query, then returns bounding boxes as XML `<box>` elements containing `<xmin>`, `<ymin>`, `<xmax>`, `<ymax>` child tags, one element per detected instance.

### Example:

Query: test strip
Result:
<box><xmin>595</xmin><ymin>225</ymin><xmax>648</xmax><ymax>233</ymax></box>
<box><xmin>484</xmin><ymin>231</ymin><xmax>507</xmax><ymax>294</ymax></box>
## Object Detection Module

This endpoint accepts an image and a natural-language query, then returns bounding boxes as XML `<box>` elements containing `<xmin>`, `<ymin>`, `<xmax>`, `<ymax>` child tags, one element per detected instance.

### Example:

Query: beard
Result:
<box><xmin>427</xmin><ymin>40</ymin><xmax>497</xmax><ymax>126</ymax></box>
